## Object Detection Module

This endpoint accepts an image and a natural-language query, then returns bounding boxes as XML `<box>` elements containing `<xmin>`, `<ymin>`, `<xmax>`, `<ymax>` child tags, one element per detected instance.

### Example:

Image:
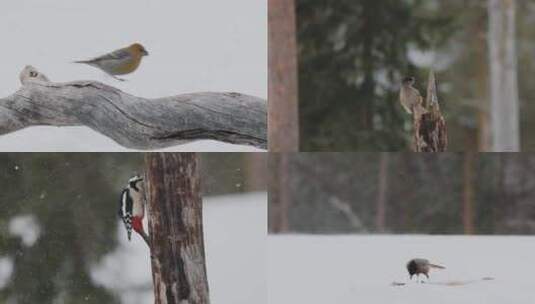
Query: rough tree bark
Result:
<box><xmin>145</xmin><ymin>153</ymin><xmax>210</xmax><ymax>304</ymax></box>
<box><xmin>0</xmin><ymin>66</ymin><xmax>266</xmax><ymax>150</ymax></box>
<box><xmin>413</xmin><ymin>70</ymin><xmax>448</xmax><ymax>152</ymax></box>
<box><xmin>488</xmin><ymin>0</ymin><xmax>520</xmax><ymax>152</ymax></box>
<box><xmin>268</xmin><ymin>0</ymin><xmax>299</xmax><ymax>152</ymax></box>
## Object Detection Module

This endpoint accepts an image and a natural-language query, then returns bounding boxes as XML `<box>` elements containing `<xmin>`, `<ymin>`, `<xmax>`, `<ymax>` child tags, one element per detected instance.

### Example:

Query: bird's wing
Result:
<box><xmin>90</xmin><ymin>47</ymin><xmax>132</xmax><ymax>63</ymax></box>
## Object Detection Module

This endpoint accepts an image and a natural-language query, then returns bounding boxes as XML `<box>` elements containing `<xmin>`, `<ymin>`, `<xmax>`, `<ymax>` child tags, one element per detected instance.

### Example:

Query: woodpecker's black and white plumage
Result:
<box><xmin>118</xmin><ymin>175</ymin><xmax>146</xmax><ymax>241</ymax></box>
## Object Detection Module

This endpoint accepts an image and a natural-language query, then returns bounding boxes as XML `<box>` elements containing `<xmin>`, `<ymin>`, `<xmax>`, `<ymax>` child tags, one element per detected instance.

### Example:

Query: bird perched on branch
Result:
<box><xmin>406</xmin><ymin>258</ymin><xmax>445</xmax><ymax>281</ymax></box>
<box><xmin>74</xmin><ymin>43</ymin><xmax>149</xmax><ymax>81</ymax></box>
<box><xmin>399</xmin><ymin>76</ymin><xmax>426</xmax><ymax>116</ymax></box>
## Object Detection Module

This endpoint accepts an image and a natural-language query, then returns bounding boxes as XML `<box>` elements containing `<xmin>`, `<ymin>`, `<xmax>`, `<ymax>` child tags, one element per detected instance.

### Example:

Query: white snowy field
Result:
<box><xmin>92</xmin><ymin>192</ymin><xmax>267</xmax><ymax>304</ymax></box>
<box><xmin>268</xmin><ymin>234</ymin><xmax>535</xmax><ymax>304</ymax></box>
<box><xmin>0</xmin><ymin>0</ymin><xmax>266</xmax><ymax>152</ymax></box>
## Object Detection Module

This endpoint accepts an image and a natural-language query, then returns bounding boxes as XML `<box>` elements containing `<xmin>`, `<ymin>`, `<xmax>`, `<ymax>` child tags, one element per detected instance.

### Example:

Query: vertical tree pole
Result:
<box><xmin>488</xmin><ymin>0</ymin><xmax>520</xmax><ymax>152</ymax></box>
<box><xmin>268</xmin><ymin>0</ymin><xmax>299</xmax><ymax>152</ymax></box>
<box><xmin>375</xmin><ymin>153</ymin><xmax>390</xmax><ymax>232</ymax></box>
<box><xmin>145</xmin><ymin>153</ymin><xmax>210</xmax><ymax>304</ymax></box>
<box><xmin>462</xmin><ymin>152</ymin><xmax>475</xmax><ymax>234</ymax></box>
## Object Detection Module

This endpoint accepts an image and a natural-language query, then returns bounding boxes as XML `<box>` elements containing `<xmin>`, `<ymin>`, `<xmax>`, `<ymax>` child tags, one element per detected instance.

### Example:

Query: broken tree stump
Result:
<box><xmin>413</xmin><ymin>71</ymin><xmax>448</xmax><ymax>152</ymax></box>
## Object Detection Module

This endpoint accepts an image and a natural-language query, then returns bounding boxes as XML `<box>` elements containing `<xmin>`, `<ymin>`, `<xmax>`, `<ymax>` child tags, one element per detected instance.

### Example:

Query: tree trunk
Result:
<box><xmin>488</xmin><ymin>0</ymin><xmax>520</xmax><ymax>152</ymax></box>
<box><xmin>145</xmin><ymin>153</ymin><xmax>210</xmax><ymax>304</ymax></box>
<box><xmin>462</xmin><ymin>152</ymin><xmax>475</xmax><ymax>234</ymax></box>
<box><xmin>375</xmin><ymin>153</ymin><xmax>390</xmax><ymax>232</ymax></box>
<box><xmin>268</xmin><ymin>0</ymin><xmax>299</xmax><ymax>152</ymax></box>
<box><xmin>268</xmin><ymin>153</ymin><xmax>290</xmax><ymax>233</ymax></box>
<box><xmin>244</xmin><ymin>153</ymin><xmax>267</xmax><ymax>192</ymax></box>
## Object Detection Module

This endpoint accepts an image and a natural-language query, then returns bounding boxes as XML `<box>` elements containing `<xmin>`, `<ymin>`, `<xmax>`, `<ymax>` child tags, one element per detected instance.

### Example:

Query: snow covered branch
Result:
<box><xmin>0</xmin><ymin>66</ymin><xmax>267</xmax><ymax>150</ymax></box>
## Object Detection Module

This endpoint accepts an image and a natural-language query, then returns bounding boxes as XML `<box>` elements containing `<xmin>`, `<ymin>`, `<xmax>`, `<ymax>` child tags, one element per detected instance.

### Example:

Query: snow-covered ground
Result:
<box><xmin>91</xmin><ymin>192</ymin><xmax>266</xmax><ymax>304</ymax></box>
<box><xmin>0</xmin><ymin>0</ymin><xmax>266</xmax><ymax>152</ymax></box>
<box><xmin>268</xmin><ymin>235</ymin><xmax>534</xmax><ymax>304</ymax></box>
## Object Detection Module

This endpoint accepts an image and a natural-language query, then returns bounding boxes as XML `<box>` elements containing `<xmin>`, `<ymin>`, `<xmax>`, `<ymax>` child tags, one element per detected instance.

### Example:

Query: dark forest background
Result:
<box><xmin>296</xmin><ymin>0</ymin><xmax>535</xmax><ymax>151</ymax></box>
<box><xmin>0</xmin><ymin>153</ymin><xmax>266</xmax><ymax>304</ymax></box>
<box><xmin>269</xmin><ymin>153</ymin><xmax>535</xmax><ymax>234</ymax></box>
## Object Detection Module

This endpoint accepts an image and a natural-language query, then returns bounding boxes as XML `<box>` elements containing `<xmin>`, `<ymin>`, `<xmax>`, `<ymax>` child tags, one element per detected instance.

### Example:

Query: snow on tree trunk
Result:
<box><xmin>145</xmin><ymin>153</ymin><xmax>210</xmax><ymax>304</ymax></box>
<box><xmin>268</xmin><ymin>0</ymin><xmax>299</xmax><ymax>152</ymax></box>
<box><xmin>488</xmin><ymin>0</ymin><xmax>520</xmax><ymax>152</ymax></box>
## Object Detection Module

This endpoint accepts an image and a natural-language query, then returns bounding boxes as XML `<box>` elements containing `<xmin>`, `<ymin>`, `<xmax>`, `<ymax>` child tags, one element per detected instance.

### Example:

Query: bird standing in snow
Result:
<box><xmin>406</xmin><ymin>258</ymin><xmax>445</xmax><ymax>281</ymax></box>
<box><xmin>74</xmin><ymin>42</ymin><xmax>149</xmax><ymax>81</ymax></box>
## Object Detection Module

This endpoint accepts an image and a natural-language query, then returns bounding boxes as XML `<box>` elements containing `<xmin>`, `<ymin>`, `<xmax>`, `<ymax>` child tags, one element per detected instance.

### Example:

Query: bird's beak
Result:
<box><xmin>143</xmin><ymin>50</ymin><xmax>149</xmax><ymax>56</ymax></box>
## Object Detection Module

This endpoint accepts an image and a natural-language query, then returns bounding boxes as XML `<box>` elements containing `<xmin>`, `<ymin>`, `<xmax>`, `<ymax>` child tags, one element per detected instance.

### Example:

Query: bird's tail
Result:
<box><xmin>429</xmin><ymin>263</ymin><xmax>445</xmax><ymax>269</ymax></box>
<box><xmin>73</xmin><ymin>60</ymin><xmax>91</xmax><ymax>64</ymax></box>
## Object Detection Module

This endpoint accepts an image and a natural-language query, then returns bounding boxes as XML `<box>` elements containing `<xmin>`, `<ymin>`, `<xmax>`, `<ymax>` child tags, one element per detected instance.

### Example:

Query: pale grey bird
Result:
<box><xmin>399</xmin><ymin>76</ymin><xmax>424</xmax><ymax>115</ymax></box>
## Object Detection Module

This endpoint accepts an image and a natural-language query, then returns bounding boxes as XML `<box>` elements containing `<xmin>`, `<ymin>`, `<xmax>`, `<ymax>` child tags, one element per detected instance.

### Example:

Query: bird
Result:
<box><xmin>74</xmin><ymin>43</ymin><xmax>149</xmax><ymax>81</ymax></box>
<box><xmin>406</xmin><ymin>258</ymin><xmax>445</xmax><ymax>282</ymax></box>
<box><xmin>399</xmin><ymin>76</ymin><xmax>425</xmax><ymax>116</ymax></box>
<box><xmin>118</xmin><ymin>174</ymin><xmax>150</xmax><ymax>246</ymax></box>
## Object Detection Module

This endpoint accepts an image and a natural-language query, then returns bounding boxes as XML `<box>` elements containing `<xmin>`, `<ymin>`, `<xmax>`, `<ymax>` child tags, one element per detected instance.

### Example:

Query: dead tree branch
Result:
<box><xmin>0</xmin><ymin>66</ymin><xmax>266</xmax><ymax>150</ymax></box>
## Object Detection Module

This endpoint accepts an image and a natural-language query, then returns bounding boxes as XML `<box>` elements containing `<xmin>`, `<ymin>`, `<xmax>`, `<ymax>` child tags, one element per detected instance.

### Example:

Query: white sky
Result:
<box><xmin>0</xmin><ymin>0</ymin><xmax>267</xmax><ymax>151</ymax></box>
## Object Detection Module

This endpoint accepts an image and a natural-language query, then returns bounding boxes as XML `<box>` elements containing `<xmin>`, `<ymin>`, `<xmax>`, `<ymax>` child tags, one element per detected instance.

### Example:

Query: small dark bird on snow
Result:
<box><xmin>406</xmin><ymin>258</ymin><xmax>445</xmax><ymax>281</ymax></box>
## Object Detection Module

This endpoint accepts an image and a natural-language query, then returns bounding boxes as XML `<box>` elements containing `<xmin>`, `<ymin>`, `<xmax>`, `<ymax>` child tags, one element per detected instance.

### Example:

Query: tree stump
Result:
<box><xmin>413</xmin><ymin>71</ymin><xmax>447</xmax><ymax>152</ymax></box>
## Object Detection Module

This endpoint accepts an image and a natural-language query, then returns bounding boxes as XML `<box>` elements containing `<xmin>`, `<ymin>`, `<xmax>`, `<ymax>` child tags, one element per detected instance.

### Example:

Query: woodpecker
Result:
<box><xmin>118</xmin><ymin>175</ymin><xmax>147</xmax><ymax>243</ymax></box>
<box><xmin>406</xmin><ymin>258</ymin><xmax>445</xmax><ymax>281</ymax></box>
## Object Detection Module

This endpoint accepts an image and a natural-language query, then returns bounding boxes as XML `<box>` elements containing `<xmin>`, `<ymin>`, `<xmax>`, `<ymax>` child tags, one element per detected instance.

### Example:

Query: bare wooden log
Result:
<box><xmin>413</xmin><ymin>70</ymin><xmax>448</xmax><ymax>152</ymax></box>
<box><xmin>0</xmin><ymin>66</ymin><xmax>267</xmax><ymax>150</ymax></box>
<box><xmin>145</xmin><ymin>153</ymin><xmax>210</xmax><ymax>304</ymax></box>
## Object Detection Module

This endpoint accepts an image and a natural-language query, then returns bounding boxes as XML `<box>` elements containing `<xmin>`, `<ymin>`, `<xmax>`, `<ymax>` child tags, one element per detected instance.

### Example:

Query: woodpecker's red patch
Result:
<box><xmin>132</xmin><ymin>216</ymin><xmax>144</xmax><ymax>234</ymax></box>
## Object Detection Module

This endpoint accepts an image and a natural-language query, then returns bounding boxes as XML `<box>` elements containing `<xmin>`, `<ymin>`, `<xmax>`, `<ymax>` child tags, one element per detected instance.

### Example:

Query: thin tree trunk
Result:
<box><xmin>488</xmin><ymin>0</ymin><xmax>520</xmax><ymax>151</ymax></box>
<box><xmin>244</xmin><ymin>153</ymin><xmax>267</xmax><ymax>192</ymax></box>
<box><xmin>375</xmin><ymin>153</ymin><xmax>390</xmax><ymax>232</ymax></box>
<box><xmin>278</xmin><ymin>154</ymin><xmax>291</xmax><ymax>231</ymax></box>
<box><xmin>462</xmin><ymin>152</ymin><xmax>476</xmax><ymax>234</ymax></box>
<box><xmin>145</xmin><ymin>153</ymin><xmax>210</xmax><ymax>304</ymax></box>
<box><xmin>268</xmin><ymin>0</ymin><xmax>299</xmax><ymax>152</ymax></box>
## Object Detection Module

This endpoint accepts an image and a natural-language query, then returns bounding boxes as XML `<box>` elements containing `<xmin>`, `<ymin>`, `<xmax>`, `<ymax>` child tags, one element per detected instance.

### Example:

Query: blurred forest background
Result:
<box><xmin>269</xmin><ymin>153</ymin><xmax>535</xmax><ymax>234</ymax></box>
<box><xmin>0</xmin><ymin>153</ymin><xmax>266</xmax><ymax>304</ymax></box>
<box><xmin>270</xmin><ymin>0</ymin><xmax>535</xmax><ymax>151</ymax></box>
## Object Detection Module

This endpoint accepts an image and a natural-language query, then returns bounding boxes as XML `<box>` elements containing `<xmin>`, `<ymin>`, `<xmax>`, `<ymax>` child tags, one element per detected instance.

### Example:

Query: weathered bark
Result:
<box><xmin>145</xmin><ymin>153</ymin><xmax>210</xmax><ymax>304</ymax></box>
<box><xmin>413</xmin><ymin>71</ymin><xmax>448</xmax><ymax>152</ymax></box>
<box><xmin>0</xmin><ymin>66</ymin><xmax>267</xmax><ymax>150</ymax></box>
<box><xmin>268</xmin><ymin>0</ymin><xmax>299</xmax><ymax>152</ymax></box>
<box><xmin>375</xmin><ymin>153</ymin><xmax>390</xmax><ymax>232</ymax></box>
<box><xmin>488</xmin><ymin>0</ymin><xmax>520</xmax><ymax>152</ymax></box>
<box><xmin>462</xmin><ymin>152</ymin><xmax>475</xmax><ymax>234</ymax></box>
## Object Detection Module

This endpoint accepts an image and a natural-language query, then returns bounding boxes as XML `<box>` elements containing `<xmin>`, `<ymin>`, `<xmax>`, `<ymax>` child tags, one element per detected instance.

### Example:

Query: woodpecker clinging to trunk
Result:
<box><xmin>118</xmin><ymin>174</ymin><xmax>150</xmax><ymax>246</ymax></box>
<box><xmin>406</xmin><ymin>258</ymin><xmax>445</xmax><ymax>281</ymax></box>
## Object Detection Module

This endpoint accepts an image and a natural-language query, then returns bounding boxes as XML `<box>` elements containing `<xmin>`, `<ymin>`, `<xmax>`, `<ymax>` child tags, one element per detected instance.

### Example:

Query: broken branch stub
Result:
<box><xmin>413</xmin><ymin>70</ymin><xmax>447</xmax><ymax>152</ymax></box>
